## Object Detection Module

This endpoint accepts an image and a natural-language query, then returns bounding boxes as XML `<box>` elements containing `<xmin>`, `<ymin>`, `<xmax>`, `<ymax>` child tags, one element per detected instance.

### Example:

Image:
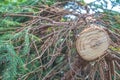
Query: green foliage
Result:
<box><xmin>102</xmin><ymin>10</ymin><xmax>120</xmax><ymax>29</ymax></box>
<box><xmin>0</xmin><ymin>44</ymin><xmax>23</xmax><ymax>80</ymax></box>
<box><xmin>0</xmin><ymin>19</ymin><xmax>21</xmax><ymax>27</ymax></box>
<box><xmin>20</xmin><ymin>29</ymin><xmax>30</xmax><ymax>55</ymax></box>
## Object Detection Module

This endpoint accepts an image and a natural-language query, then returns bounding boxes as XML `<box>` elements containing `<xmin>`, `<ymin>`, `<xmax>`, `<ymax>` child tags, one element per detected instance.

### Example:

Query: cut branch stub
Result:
<box><xmin>76</xmin><ymin>25</ymin><xmax>110</xmax><ymax>61</ymax></box>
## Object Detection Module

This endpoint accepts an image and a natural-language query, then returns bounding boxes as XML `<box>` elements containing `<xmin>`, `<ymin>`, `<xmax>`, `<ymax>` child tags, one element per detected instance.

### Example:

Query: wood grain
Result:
<box><xmin>76</xmin><ymin>24</ymin><xmax>110</xmax><ymax>61</ymax></box>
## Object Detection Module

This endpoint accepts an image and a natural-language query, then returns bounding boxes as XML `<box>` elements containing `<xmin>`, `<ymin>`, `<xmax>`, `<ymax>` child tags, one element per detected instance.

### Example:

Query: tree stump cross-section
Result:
<box><xmin>76</xmin><ymin>24</ymin><xmax>110</xmax><ymax>61</ymax></box>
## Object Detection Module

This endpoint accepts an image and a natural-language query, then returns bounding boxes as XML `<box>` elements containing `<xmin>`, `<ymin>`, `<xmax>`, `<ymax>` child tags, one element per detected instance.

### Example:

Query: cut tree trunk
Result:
<box><xmin>76</xmin><ymin>24</ymin><xmax>110</xmax><ymax>61</ymax></box>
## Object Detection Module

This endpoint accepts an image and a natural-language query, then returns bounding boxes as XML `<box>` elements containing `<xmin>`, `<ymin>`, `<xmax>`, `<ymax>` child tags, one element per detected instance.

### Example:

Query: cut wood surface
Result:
<box><xmin>76</xmin><ymin>24</ymin><xmax>110</xmax><ymax>61</ymax></box>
